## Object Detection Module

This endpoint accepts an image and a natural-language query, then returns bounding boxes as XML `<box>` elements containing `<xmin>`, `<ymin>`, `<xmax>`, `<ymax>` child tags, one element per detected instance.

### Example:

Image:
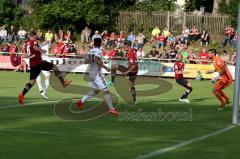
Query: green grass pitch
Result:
<box><xmin>0</xmin><ymin>71</ymin><xmax>239</xmax><ymax>159</ymax></box>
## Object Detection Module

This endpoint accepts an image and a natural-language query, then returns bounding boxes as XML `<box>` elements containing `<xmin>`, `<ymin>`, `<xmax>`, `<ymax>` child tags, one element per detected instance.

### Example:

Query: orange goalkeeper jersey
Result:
<box><xmin>213</xmin><ymin>56</ymin><xmax>232</xmax><ymax>80</ymax></box>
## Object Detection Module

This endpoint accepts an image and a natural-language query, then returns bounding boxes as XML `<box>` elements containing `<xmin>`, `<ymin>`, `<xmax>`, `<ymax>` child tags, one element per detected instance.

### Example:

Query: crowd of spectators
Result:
<box><xmin>0</xmin><ymin>24</ymin><xmax>237</xmax><ymax>65</ymax></box>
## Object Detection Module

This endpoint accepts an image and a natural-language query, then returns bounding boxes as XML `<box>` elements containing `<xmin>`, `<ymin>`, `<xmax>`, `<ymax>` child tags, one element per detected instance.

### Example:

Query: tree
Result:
<box><xmin>218</xmin><ymin>0</ymin><xmax>239</xmax><ymax>26</ymax></box>
<box><xmin>185</xmin><ymin>0</ymin><xmax>214</xmax><ymax>13</ymax></box>
<box><xmin>132</xmin><ymin>0</ymin><xmax>177</xmax><ymax>11</ymax></box>
<box><xmin>0</xmin><ymin>0</ymin><xmax>25</xmax><ymax>26</ymax></box>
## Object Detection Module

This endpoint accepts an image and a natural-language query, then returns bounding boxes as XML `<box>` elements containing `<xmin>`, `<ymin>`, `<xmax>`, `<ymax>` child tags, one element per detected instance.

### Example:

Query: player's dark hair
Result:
<box><xmin>94</xmin><ymin>38</ymin><xmax>102</xmax><ymax>47</ymax></box>
<box><xmin>209</xmin><ymin>48</ymin><xmax>217</xmax><ymax>55</ymax></box>
<box><xmin>29</xmin><ymin>31</ymin><xmax>37</xmax><ymax>37</ymax></box>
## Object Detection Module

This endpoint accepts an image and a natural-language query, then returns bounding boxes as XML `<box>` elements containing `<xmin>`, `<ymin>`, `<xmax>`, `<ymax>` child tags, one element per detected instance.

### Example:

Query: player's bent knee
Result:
<box><xmin>103</xmin><ymin>89</ymin><xmax>110</xmax><ymax>94</ymax></box>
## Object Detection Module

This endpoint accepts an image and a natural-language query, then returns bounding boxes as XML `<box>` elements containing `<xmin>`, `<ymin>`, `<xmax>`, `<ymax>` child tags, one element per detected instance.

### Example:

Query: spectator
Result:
<box><xmin>21</xmin><ymin>40</ymin><xmax>27</xmax><ymax>53</ymax></box>
<box><xmin>132</xmin><ymin>40</ymin><xmax>139</xmax><ymax>52</ymax></box>
<box><xmin>127</xmin><ymin>31</ymin><xmax>135</xmax><ymax>48</ymax></box>
<box><xmin>182</xmin><ymin>25</ymin><xmax>190</xmax><ymax>41</ymax></box>
<box><xmin>188</xmin><ymin>50</ymin><xmax>196</xmax><ymax>64</ymax></box>
<box><xmin>159</xmin><ymin>49</ymin><xmax>169</xmax><ymax>61</ymax></box>
<box><xmin>117</xmin><ymin>31</ymin><xmax>125</xmax><ymax>47</ymax></box>
<box><xmin>81</xmin><ymin>26</ymin><xmax>91</xmax><ymax>44</ymax></box>
<box><xmin>40</xmin><ymin>41</ymin><xmax>50</xmax><ymax>55</ymax></box>
<box><xmin>68</xmin><ymin>43</ymin><xmax>77</xmax><ymax>56</ymax></box>
<box><xmin>0</xmin><ymin>26</ymin><xmax>7</xmax><ymax>42</ymax></box>
<box><xmin>149</xmin><ymin>47</ymin><xmax>159</xmax><ymax>58</ymax></box>
<box><xmin>135</xmin><ymin>32</ymin><xmax>145</xmax><ymax>49</ymax></box>
<box><xmin>100</xmin><ymin>47</ymin><xmax>107</xmax><ymax>57</ymax></box>
<box><xmin>58</xmin><ymin>29</ymin><xmax>64</xmax><ymax>41</ymax></box>
<box><xmin>92</xmin><ymin>30</ymin><xmax>102</xmax><ymax>41</ymax></box>
<box><xmin>156</xmin><ymin>33</ymin><xmax>166</xmax><ymax>50</ymax></box>
<box><xmin>231</xmin><ymin>33</ymin><xmax>237</xmax><ymax>49</ymax></box>
<box><xmin>57</xmin><ymin>39</ymin><xmax>64</xmax><ymax>55</ymax></box>
<box><xmin>61</xmin><ymin>42</ymin><xmax>70</xmax><ymax>57</ymax></box>
<box><xmin>36</xmin><ymin>30</ymin><xmax>44</xmax><ymax>42</ymax></box>
<box><xmin>79</xmin><ymin>46</ymin><xmax>87</xmax><ymax>57</ymax></box>
<box><xmin>162</xmin><ymin>26</ymin><xmax>170</xmax><ymax>38</ymax></box>
<box><xmin>230</xmin><ymin>51</ymin><xmax>236</xmax><ymax>65</ymax></box>
<box><xmin>107</xmin><ymin>32</ymin><xmax>117</xmax><ymax>48</ymax></box>
<box><xmin>199</xmin><ymin>48</ymin><xmax>209</xmax><ymax>64</ymax></box>
<box><xmin>45</xmin><ymin>29</ymin><xmax>54</xmax><ymax>46</ymax></box>
<box><xmin>8</xmin><ymin>25</ymin><xmax>17</xmax><ymax>42</ymax></box>
<box><xmin>169</xmin><ymin>47</ymin><xmax>177</xmax><ymax>59</ymax></box>
<box><xmin>177</xmin><ymin>34</ymin><xmax>188</xmax><ymax>49</ymax></box>
<box><xmin>65</xmin><ymin>30</ymin><xmax>72</xmax><ymax>42</ymax></box>
<box><xmin>167</xmin><ymin>34</ymin><xmax>176</xmax><ymax>47</ymax></box>
<box><xmin>220</xmin><ymin>50</ymin><xmax>230</xmax><ymax>63</ymax></box>
<box><xmin>1</xmin><ymin>42</ymin><xmax>10</xmax><ymax>55</ymax></box>
<box><xmin>223</xmin><ymin>25</ymin><xmax>234</xmax><ymax>47</ymax></box>
<box><xmin>180</xmin><ymin>47</ymin><xmax>189</xmax><ymax>60</ymax></box>
<box><xmin>136</xmin><ymin>48</ymin><xmax>145</xmax><ymax>57</ymax></box>
<box><xmin>101</xmin><ymin>30</ymin><xmax>109</xmax><ymax>46</ymax></box>
<box><xmin>200</xmin><ymin>29</ymin><xmax>210</xmax><ymax>46</ymax></box>
<box><xmin>150</xmin><ymin>26</ymin><xmax>161</xmax><ymax>43</ymax></box>
<box><xmin>189</xmin><ymin>26</ymin><xmax>200</xmax><ymax>43</ymax></box>
<box><xmin>17</xmin><ymin>27</ymin><xmax>27</xmax><ymax>41</ymax></box>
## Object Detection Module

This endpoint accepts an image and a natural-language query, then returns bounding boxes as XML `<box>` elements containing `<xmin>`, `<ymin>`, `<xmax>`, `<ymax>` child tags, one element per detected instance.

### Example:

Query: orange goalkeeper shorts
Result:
<box><xmin>215</xmin><ymin>75</ymin><xmax>232</xmax><ymax>91</ymax></box>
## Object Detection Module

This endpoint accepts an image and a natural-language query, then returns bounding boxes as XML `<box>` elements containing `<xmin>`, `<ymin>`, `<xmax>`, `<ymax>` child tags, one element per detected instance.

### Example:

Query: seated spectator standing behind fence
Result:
<box><xmin>169</xmin><ymin>47</ymin><xmax>177</xmax><ymax>62</ymax></box>
<box><xmin>220</xmin><ymin>50</ymin><xmax>230</xmax><ymax>63</ymax></box>
<box><xmin>159</xmin><ymin>49</ymin><xmax>169</xmax><ymax>62</ymax></box>
<box><xmin>149</xmin><ymin>46</ymin><xmax>159</xmax><ymax>58</ymax></box>
<box><xmin>92</xmin><ymin>30</ymin><xmax>102</xmax><ymax>41</ymax></box>
<box><xmin>182</xmin><ymin>25</ymin><xmax>190</xmax><ymax>43</ymax></box>
<box><xmin>81</xmin><ymin>26</ymin><xmax>91</xmax><ymax>44</ymax></box>
<box><xmin>57</xmin><ymin>39</ymin><xmax>64</xmax><ymax>55</ymax></box>
<box><xmin>177</xmin><ymin>34</ymin><xmax>188</xmax><ymax>49</ymax></box>
<box><xmin>0</xmin><ymin>26</ymin><xmax>7</xmax><ymax>42</ymax></box>
<box><xmin>45</xmin><ymin>29</ymin><xmax>54</xmax><ymax>46</ymax></box>
<box><xmin>200</xmin><ymin>29</ymin><xmax>210</xmax><ymax>46</ymax></box>
<box><xmin>65</xmin><ymin>30</ymin><xmax>72</xmax><ymax>42</ymax></box>
<box><xmin>156</xmin><ymin>33</ymin><xmax>166</xmax><ymax>51</ymax></box>
<box><xmin>223</xmin><ymin>25</ymin><xmax>234</xmax><ymax>47</ymax></box>
<box><xmin>37</xmin><ymin>30</ymin><xmax>44</xmax><ymax>42</ymax></box>
<box><xmin>127</xmin><ymin>31</ymin><xmax>135</xmax><ymax>48</ymax></box>
<box><xmin>8</xmin><ymin>25</ymin><xmax>16</xmax><ymax>42</ymax></box>
<box><xmin>107</xmin><ymin>32</ymin><xmax>117</xmax><ymax>48</ymax></box>
<box><xmin>117</xmin><ymin>31</ymin><xmax>125</xmax><ymax>47</ymax></box>
<box><xmin>101</xmin><ymin>30</ymin><xmax>109</xmax><ymax>46</ymax></box>
<box><xmin>188</xmin><ymin>50</ymin><xmax>196</xmax><ymax>64</ymax></box>
<box><xmin>199</xmin><ymin>48</ymin><xmax>209</xmax><ymax>64</ymax></box>
<box><xmin>180</xmin><ymin>47</ymin><xmax>189</xmax><ymax>61</ymax></box>
<box><xmin>150</xmin><ymin>26</ymin><xmax>160</xmax><ymax>43</ymax></box>
<box><xmin>1</xmin><ymin>42</ymin><xmax>10</xmax><ymax>55</ymax></box>
<box><xmin>79</xmin><ymin>46</ymin><xmax>87</xmax><ymax>57</ymax></box>
<box><xmin>136</xmin><ymin>48</ymin><xmax>145</xmax><ymax>58</ymax></box>
<box><xmin>189</xmin><ymin>26</ymin><xmax>200</xmax><ymax>43</ymax></box>
<box><xmin>61</xmin><ymin>42</ymin><xmax>70</xmax><ymax>58</ymax></box>
<box><xmin>162</xmin><ymin>26</ymin><xmax>170</xmax><ymax>38</ymax></box>
<box><xmin>132</xmin><ymin>40</ymin><xmax>139</xmax><ymax>52</ymax></box>
<box><xmin>18</xmin><ymin>27</ymin><xmax>26</xmax><ymax>41</ymax></box>
<box><xmin>68</xmin><ymin>43</ymin><xmax>77</xmax><ymax>56</ymax></box>
<box><xmin>136</xmin><ymin>32</ymin><xmax>145</xmax><ymax>49</ymax></box>
<box><xmin>58</xmin><ymin>29</ymin><xmax>64</xmax><ymax>41</ymax></box>
<box><xmin>167</xmin><ymin>34</ymin><xmax>176</xmax><ymax>47</ymax></box>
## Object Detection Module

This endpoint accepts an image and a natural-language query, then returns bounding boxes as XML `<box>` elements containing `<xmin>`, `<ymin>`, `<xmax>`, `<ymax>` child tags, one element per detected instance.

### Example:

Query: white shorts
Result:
<box><xmin>89</xmin><ymin>76</ymin><xmax>108</xmax><ymax>90</ymax></box>
<box><xmin>42</xmin><ymin>71</ymin><xmax>50</xmax><ymax>77</ymax></box>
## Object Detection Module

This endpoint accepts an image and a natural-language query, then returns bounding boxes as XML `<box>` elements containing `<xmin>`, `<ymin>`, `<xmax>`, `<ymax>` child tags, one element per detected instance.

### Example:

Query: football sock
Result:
<box><xmin>36</xmin><ymin>75</ymin><xmax>43</xmax><ymax>92</ymax></box>
<box><xmin>43</xmin><ymin>79</ymin><xmax>50</xmax><ymax>95</ymax></box>
<box><xmin>213</xmin><ymin>91</ymin><xmax>226</xmax><ymax>106</ymax></box>
<box><xmin>111</xmin><ymin>69</ymin><xmax>116</xmax><ymax>83</ymax></box>
<box><xmin>82</xmin><ymin>91</ymin><xmax>96</xmax><ymax>103</ymax></box>
<box><xmin>219</xmin><ymin>90</ymin><xmax>230</xmax><ymax>103</ymax></box>
<box><xmin>22</xmin><ymin>83</ymin><xmax>33</xmax><ymax>96</ymax></box>
<box><xmin>181</xmin><ymin>87</ymin><xmax>192</xmax><ymax>99</ymax></box>
<box><xmin>131</xmin><ymin>87</ymin><xmax>136</xmax><ymax>101</ymax></box>
<box><xmin>52</xmin><ymin>66</ymin><xmax>65</xmax><ymax>85</ymax></box>
<box><xmin>104</xmin><ymin>93</ymin><xmax>114</xmax><ymax>109</ymax></box>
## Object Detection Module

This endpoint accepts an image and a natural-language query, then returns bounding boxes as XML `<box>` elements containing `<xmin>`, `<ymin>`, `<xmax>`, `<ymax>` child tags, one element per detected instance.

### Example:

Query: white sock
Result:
<box><xmin>82</xmin><ymin>90</ymin><xmax>96</xmax><ymax>103</ymax></box>
<box><xmin>36</xmin><ymin>75</ymin><xmax>43</xmax><ymax>92</ymax></box>
<box><xmin>43</xmin><ymin>79</ymin><xmax>49</xmax><ymax>95</ymax></box>
<box><xmin>104</xmin><ymin>93</ymin><xmax>114</xmax><ymax>109</ymax></box>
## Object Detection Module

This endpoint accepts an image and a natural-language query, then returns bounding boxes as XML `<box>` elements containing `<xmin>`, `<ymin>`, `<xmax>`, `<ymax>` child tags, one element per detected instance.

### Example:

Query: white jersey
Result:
<box><xmin>87</xmin><ymin>47</ymin><xmax>103</xmax><ymax>80</ymax></box>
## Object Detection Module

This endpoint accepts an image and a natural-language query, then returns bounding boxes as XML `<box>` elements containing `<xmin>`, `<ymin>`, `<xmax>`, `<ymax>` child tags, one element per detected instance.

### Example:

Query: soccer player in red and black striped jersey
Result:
<box><xmin>174</xmin><ymin>54</ymin><xmax>193</xmax><ymax>103</ymax></box>
<box><xmin>111</xmin><ymin>40</ymin><xmax>138</xmax><ymax>104</ymax></box>
<box><xmin>18</xmin><ymin>31</ymin><xmax>72</xmax><ymax>105</ymax></box>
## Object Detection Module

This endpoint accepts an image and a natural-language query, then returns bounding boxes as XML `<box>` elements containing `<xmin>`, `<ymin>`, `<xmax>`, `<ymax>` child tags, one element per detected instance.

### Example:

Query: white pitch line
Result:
<box><xmin>0</xmin><ymin>128</ymin><xmax>183</xmax><ymax>143</ymax></box>
<box><xmin>134</xmin><ymin>125</ymin><xmax>236</xmax><ymax>159</ymax></box>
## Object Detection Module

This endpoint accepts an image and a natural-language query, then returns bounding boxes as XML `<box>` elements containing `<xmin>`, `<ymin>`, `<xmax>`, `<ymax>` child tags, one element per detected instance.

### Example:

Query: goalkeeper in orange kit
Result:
<box><xmin>207</xmin><ymin>49</ymin><xmax>233</xmax><ymax>111</ymax></box>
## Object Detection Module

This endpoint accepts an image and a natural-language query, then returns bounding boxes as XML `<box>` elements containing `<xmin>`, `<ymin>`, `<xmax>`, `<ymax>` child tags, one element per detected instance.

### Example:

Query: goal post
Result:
<box><xmin>232</xmin><ymin>5</ymin><xmax>240</xmax><ymax>125</ymax></box>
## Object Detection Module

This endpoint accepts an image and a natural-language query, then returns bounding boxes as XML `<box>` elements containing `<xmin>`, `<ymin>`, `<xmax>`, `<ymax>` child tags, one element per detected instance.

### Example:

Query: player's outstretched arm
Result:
<box><xmin>94</xmin><ymin>56</ymin><xmax>111</xmax><ymax>72</ymax></box>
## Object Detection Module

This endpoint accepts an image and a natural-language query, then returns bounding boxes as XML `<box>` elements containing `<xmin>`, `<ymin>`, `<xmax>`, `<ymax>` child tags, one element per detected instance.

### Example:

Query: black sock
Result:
<box><xmin>22</xmin><ymin>83</ymin><xmax>33</xmax><ymax>96</ymax></box>
<box><xmin>52</xmin><ymin>66</ymin><xmax>65</xmax><ymax>85</ymax></box>
<box><xmin>181</xmin><ymin>87</ymin><xmax>192</xmax><ymax>99</ymax></box>
<box><xmin>111</xmin><ymin>69</ymin><xmax>116</xmax><ymax>83</ymax></box>
<box><xmin>131</xmin><ymin>87</ymin><xmax>136</xmax><ymax>101</ymax></box>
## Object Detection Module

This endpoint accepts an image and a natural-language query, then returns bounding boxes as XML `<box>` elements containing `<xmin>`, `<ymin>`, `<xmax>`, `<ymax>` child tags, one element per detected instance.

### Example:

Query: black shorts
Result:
<box><xmin>30</xmin><ymin>61</ymin><xmax>54</xmax><ymax>80</ymax></box>
<box><xmin>176</xmin><ymin>78</ymin><xmax>188</xmax><ymax>88</ymax></box>
<box><xmin>118</xmin><ymin>65</ymin><xmax>138</xmax><ymax>81</ymax></box>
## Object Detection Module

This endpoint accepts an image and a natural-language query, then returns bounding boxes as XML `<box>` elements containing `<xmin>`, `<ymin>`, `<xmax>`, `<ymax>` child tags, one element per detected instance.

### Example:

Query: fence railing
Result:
<box><xmin>115</xmin><ymin>11</ymin><xmax>230</xmax><ymax>37</ymax></box>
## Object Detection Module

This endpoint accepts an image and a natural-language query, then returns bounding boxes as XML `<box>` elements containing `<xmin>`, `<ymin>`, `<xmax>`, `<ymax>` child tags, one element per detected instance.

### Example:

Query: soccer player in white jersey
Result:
<box><xmin>36</xmin><ymin>41</ymin><xmax>50</xmax><ymax>100</ymax></box>
<box><xmin>77</xmin><ymin>38</ymin><xmax>120</xmax><ymax>116</ymax></box>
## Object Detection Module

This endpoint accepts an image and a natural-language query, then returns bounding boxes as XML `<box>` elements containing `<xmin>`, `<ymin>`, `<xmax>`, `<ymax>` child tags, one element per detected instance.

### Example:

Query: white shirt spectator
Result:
<box><xmin>0</xmin><ymin>27</ymin><xmax>7</xmax><ymax>37</ymax></box>
<box><xmin>136</xmin><ymin>49</ymin><xmax>145</xmax><ymax>57</ymax></box>
<box><xmin>18</xmin><ymin>28</ymin><xmax>26</xmax><ymax>39</ymax></box>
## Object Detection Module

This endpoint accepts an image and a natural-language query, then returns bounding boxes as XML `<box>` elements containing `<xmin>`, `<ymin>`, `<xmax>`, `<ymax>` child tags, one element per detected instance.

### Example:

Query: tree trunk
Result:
<box><xmin>212</xmin><ymin>0</ymin><xmax>219</xmax><ymax>15</ymax></box>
